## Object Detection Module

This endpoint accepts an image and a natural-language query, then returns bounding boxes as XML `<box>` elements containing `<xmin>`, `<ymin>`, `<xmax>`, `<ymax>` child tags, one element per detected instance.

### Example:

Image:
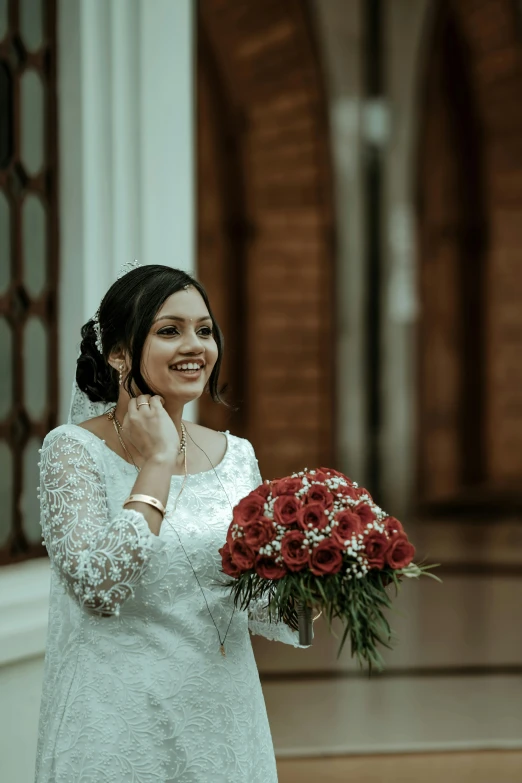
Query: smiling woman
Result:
<box><xmin>76</xmin><ymin>264</ymin><xmax>225</xmax><ymax>408</ymax></box>
<box><xmin>150</xmin><ymin>307</ymin><xmax>216</xmax><ymax>391</ymax></box>
<box><xmin>35</xmin><ymin>264</ymin><xmax>305</xmax><ymax>783</ymax></box>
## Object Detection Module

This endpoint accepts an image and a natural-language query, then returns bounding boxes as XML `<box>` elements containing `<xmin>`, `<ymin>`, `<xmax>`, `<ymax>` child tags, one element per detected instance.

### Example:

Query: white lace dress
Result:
<box><xmin>35</xmin><ymin>424</ymin><xmax>303</xmax><ymax>783</ymax></box>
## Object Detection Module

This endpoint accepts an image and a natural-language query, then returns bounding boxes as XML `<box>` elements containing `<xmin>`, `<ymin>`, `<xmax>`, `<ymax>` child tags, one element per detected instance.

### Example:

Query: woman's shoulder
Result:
<box><xmin>42</xmin><ymin>421</ymin><xmax>105</xmax><ymax>457</ymax></box>
<box><xmin>185</xmin><ymin>423</ymin><xmax>256</xmax><ymax>462</ymax></box>
<box><xmin>186</xmin><ymin>422</ymin><xmax>252</xmax><ymax>446</ymax></box>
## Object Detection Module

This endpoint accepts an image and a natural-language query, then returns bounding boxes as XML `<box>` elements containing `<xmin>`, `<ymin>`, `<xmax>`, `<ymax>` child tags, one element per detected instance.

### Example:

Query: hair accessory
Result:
<box><xmin>91</xmin><ymin>260</ymin><xmax>144</xmax><ymax>355</ymax></box>
<box><xmin>93</xmin><ymin>309</ymin><xmax>103</xmax><ymax>354</ymax></box>
<box><xmin>117</xmin><ymin>259</ymin><xmax>143</xmax><ymax>280</ymax></box>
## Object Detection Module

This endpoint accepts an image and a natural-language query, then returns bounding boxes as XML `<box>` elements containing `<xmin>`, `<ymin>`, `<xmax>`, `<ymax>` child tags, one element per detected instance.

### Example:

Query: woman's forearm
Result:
<box><xmin>124</xmin><ymin>454</ymin><xmax>178</xmax><ymax>535</ymax></box>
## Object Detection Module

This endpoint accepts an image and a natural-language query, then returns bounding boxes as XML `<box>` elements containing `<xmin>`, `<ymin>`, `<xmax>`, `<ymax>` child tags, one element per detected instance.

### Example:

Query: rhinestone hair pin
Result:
<box><xmin>92</xmin><ymin>259</ymin><xmax>143</xmax><ymax>354</ymax></box>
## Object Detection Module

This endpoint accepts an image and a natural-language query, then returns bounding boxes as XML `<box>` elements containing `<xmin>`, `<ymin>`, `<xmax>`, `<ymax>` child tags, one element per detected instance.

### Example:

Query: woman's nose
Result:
<box><xmin>180</xmin><ymin>330</ymin><xmax>205</xmax><ymax>352</ymax></box>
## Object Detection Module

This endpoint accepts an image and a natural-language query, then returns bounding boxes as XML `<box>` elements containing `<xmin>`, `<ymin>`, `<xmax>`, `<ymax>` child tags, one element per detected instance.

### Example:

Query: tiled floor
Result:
<box><xmin>277</xmin><ymin>751</ymin><xmax>522</xmax><ymax>783</ymax></box>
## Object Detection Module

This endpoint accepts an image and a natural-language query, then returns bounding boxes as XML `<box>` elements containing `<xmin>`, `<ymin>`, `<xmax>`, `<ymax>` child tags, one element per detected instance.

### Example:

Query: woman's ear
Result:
<box><xmin>108</xmin><ymin>347</ymin><xmax>128</xmax><ymax>373</ymax></box>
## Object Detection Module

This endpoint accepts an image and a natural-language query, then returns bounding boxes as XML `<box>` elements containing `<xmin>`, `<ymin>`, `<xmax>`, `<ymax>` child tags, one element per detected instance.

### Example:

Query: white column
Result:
<box><xmin>380</xmin><ymin>0</ymin><xmax>430</xmax><ymax>516</ymax></box>
<box><xmin>111</xmin><ymin>0</ymin><xmax>142</xmax><ymax>272</ymax></box>
<box><xmin>312</xmin><ymin>1</ymin><xmax>368</xmax><ymax>482</ymax></box>
<box><xmin>139</xmin><ymin>0</ymin><xmax>195</xmax><ymax>420</ymax></box>
<box><xmin>79</xmin><ymin>0</ymin><xmax>114</xmax><ymax>294</ymax></box>
<box><xmin>58</xmin><ymin>0</ymin><xmax>195</xmax><ymax>424</ymax></box>
<box><xmin>139</xmin><ymin>0</ymin><xmax>194</xmax><ymax>273</ymax></box>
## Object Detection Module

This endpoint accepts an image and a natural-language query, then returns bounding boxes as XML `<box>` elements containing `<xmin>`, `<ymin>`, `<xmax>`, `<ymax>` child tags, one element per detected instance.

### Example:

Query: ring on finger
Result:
<box><xmin>137</xmin><ymin>402</ymin><xmax>150</xmax><ymax>408</ymax></box>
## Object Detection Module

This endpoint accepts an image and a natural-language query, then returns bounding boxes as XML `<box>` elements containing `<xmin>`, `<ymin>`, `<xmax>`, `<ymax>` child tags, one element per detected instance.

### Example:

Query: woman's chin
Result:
<box><xmin>162</xmin><ymin>378</ymin><xmax>207</xmax><ymax>404</ymax></box>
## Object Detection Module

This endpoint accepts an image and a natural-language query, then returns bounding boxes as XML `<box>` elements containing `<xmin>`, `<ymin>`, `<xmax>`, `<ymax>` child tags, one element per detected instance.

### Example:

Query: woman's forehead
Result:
<box><xmin>155</xmin><ymin>288</ymin><xmax>210</xmax><ymax>320</ymax></box>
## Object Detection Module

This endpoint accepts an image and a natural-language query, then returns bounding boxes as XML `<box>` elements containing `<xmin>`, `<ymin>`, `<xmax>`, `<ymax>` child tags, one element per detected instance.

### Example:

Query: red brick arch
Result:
<box><xmin>197</xmin><ymin>0</ymin><xmax>335</xmax><ymax>479</ymax></box>
<box><xmin>417</xmin><ymin>0</ymin><xmax>522</xmax><ymax>508</ymax></box>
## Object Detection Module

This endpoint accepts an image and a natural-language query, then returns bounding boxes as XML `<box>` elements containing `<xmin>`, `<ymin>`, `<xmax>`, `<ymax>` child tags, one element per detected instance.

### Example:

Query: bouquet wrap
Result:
<box><xmin>297</xmin><ymin>601</ymin><xmax>313</xmax><ymax>646</ymax></box>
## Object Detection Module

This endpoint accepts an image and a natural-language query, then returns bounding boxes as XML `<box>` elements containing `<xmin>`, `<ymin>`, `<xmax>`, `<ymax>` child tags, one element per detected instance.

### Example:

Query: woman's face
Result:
<box><xmin>139</xmin><ymin>286</ymin><xmax>219</xmax><ymax>404</ymax></box>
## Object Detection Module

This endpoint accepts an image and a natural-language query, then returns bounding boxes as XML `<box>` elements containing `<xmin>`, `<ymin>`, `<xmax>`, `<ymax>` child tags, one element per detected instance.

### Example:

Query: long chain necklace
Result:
<box><xmin>106</xmin><ymin>407</ymin><xmax>236</xmax><ymax>657</ymax></box>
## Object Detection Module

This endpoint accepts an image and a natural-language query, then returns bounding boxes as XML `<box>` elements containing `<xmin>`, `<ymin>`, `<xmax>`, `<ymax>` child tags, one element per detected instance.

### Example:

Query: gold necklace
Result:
<box><xmin>107</xmin><ymin>409</ymin><xmax>187</xmax><ymax>469</ymax></box>
<box><xmin>106</xmin><ymin>407</ymin><xmax>235</xmax><ymax>656</ymax></box>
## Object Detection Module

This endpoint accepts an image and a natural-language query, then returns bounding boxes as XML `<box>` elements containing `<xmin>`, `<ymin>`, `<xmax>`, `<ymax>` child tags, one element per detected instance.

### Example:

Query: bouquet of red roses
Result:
<box><xmin>219</xmin><ymin>467</ymin><xmax>439</xmax><ymax>670</ymax></box>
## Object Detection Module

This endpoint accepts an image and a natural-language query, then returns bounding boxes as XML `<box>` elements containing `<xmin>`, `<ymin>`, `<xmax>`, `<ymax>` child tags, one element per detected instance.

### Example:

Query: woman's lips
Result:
<box><xmin>170</xmin><ymin>366</ymin><xmax>203</xmax><ymax>380</ymax></box>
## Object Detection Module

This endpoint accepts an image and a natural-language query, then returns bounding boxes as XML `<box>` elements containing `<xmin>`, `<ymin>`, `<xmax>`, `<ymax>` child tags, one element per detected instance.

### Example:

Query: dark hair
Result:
<box><xmin>77</xmin><ymin>265</ymin><xmax>226</xmax><ymax>405</ymax></box>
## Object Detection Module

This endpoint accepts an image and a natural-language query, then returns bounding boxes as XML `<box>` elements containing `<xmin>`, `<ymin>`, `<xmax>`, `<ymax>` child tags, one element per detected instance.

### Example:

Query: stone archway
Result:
<box><xmin>197</xmin><ymin>0</ymin><xmax>335</xmax><ymax>478</ymax></box>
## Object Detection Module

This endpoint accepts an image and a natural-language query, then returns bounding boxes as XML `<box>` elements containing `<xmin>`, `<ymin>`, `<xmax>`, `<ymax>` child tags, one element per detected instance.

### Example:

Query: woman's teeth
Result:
<box><xmin>172</xmin><ymin>363</ymin><xmax>202</xmax><ymax>373</ymax></box>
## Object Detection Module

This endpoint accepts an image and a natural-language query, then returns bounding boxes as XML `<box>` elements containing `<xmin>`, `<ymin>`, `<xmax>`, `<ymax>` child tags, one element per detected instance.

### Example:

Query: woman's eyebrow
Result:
<box><xmin>153</xmin><ymin>315</ymin><xmax>212</xmax><ymax>324</ymax></box>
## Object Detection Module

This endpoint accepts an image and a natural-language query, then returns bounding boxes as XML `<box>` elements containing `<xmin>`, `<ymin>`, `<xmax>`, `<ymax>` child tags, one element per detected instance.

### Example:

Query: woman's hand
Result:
<box><xmin>121</xmin><ymin>395</ymin><xmax>180</xmax><ymax>466</ymax></box>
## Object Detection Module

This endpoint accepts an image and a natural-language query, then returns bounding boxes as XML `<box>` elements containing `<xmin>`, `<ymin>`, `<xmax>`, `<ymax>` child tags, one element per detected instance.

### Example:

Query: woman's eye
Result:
<box><xmin>158</xmin><ymin>327</ymin><xmax>179</xmax><ymax>336</ymax></box>
<box><xmin>157</xmin><ymin>326</ymin><xmax>213</xmax><ymax>337</ymax></box>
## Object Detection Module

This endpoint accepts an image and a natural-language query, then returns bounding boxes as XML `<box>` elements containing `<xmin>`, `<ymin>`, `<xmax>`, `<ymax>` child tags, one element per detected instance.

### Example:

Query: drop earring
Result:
<box><xmin>119</xmin><ymin>364</ymin><xmax>124</xmax><ymax>386</ymax></box>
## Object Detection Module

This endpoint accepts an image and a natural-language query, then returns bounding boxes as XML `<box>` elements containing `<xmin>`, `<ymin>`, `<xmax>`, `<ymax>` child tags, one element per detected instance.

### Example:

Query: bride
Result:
<box><xmin>35</xmin><ymin>264</ymin><xmax>305</xmax><ymax>783</ymax></box>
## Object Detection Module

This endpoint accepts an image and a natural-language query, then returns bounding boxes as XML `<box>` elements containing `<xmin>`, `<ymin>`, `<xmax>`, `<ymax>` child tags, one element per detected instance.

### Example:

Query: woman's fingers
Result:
<box><xmin>149</xmin><ymin>395</ymin><xmax>165</xmax><ymax>410</ymax></box>
<box><xmin>133</xmin><ymin>394</ymin><xmax>152</xmax><ymax>413</ymax></box>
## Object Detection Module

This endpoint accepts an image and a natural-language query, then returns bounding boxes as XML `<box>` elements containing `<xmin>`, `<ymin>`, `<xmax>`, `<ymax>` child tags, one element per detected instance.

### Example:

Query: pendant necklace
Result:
<box><xmin>107</xmin><ymin>407</ymin><xmax>236</xmax><ymax>657</ymax></box>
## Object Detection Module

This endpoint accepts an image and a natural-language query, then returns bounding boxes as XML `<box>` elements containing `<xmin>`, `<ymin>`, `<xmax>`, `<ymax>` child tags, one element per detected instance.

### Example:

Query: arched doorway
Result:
<box><xmin>417</xmin><ymin>0</ymin><xmax>487</xmax><ymax>507</ymax></box>
<box><xmin>417</xmin><ymin>0</ymin><xmax>522</xmax><ymax>511</ymax></box>
<box><xmin>197</xmin><ymin>0</ymin><xmax>336</xmax><ymax>479</ymax></box>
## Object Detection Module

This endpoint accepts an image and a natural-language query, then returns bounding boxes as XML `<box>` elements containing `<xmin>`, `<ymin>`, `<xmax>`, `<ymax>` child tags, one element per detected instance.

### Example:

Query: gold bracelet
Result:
<box><xmin>123</xmin><ymin>494</ymin><xmax>166</xmax><ymax>518</ymax></box>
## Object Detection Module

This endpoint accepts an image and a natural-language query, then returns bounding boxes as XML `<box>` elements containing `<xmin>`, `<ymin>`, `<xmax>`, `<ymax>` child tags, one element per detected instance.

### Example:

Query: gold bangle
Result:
<box><xmin>123</xmin><ymin>494</ymin><xmax>166</xmax><ymax>518</ymax></box>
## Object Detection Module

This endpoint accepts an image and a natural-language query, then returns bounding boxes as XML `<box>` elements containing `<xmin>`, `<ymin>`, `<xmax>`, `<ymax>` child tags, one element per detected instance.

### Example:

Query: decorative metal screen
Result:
<box><xmin>0</xmin><ymin>0</ymin><xmax>58</xmax><ymax>566</ymax></box>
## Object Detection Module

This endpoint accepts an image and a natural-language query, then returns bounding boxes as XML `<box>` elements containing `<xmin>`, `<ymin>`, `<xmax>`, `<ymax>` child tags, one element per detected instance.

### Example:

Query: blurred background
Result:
<box><xmin>1</xmin><ymin>0</ymin><xmax>522</xmax><ymax>781</ymax></box>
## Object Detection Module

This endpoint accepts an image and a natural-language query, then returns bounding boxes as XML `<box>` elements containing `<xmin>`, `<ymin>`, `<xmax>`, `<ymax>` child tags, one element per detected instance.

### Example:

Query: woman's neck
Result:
<box><xmin>112</xmin><ymin>395</ymin><xmax>185</xmax><ymax>432</ymax></box>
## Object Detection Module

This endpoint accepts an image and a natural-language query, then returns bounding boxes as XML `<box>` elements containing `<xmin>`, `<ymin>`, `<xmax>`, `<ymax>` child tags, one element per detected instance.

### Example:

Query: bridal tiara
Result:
<box><xmin>92</xmin><ymin>260</ymin><xmax>143</xmax><ymax>354</ymax></box>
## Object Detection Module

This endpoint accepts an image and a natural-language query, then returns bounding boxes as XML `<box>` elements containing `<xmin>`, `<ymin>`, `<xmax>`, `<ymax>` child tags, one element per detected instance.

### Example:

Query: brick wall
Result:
<box><xmin>198</xmin><ymin>0</ymin><xmax>335</xmax><ymax>479</ymax></box>
<box><xmin>453</xmin><ymin>0</ymin><xmax>522</xmax><ymax>486</ymax></box>
<box><xmin>417</xmin><ymin>0</ymin><xmax>522</xmax><ymax>506</ymax></box>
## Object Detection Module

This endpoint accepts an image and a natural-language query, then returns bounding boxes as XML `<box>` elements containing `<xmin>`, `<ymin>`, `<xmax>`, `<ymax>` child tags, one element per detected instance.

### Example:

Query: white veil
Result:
<box><xmin>67</xmin><ymin>376</ymin><xmax>114</xmax><ymax>426</ymax></box>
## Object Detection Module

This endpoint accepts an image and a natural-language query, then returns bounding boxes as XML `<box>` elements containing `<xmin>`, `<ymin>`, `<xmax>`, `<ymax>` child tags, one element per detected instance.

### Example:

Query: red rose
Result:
<box><xmin>386</xmin><ymin>534</ymin><xmax>415</xmax><ymax>569</ymax></box>
<box><xmin>331</xmin><ymin>510</ymin><xmax>363</xmax><ymax>548</ymax></box>
<box><xmin>355</xmin><ymin>486</ymin><xmax>373</xmax><ymax>501</ymax></box>
<box><xmin>364</xmin><ymin>531</ymin><xmax>390</xmax><ymax>570</ymax></box>
<box><xmin>255</xmin><ymin>555</ymin><xmax>287</xmax><ymax>580</ymax></box>
<box><xmin>305</xmin><ymin>483</ymin><xmax>334</xmax><ymax>511</ymax></box>
<box><xmin>219</xmin><ymin>543</ymin><xmax>242</xmax><ymax>578</ymax></box>
<box><xmin>296</xmin><ymin>502</ymin><xmax>329</xmax><ymax>531</ymax></box>
<box><xmin>226</xmin><ymin>524</ymin><xmax>236</xmax><ymax>547</ymax></box>
<box><xmin>272</xmin><ymin>477</ymin><xmax>303</xmax><ymax>496</ymax></box>
<box><xmin>309</xmin><ymin>540</ymin><xmax>343</xmax><ymax>576</ymax></box>
<box><xmin>273</xmin><ymin>495</ymin><xmax>302</xmax><ymax>527</ymax></box>
<box><xmin>280</xmin><ymin>530</ymin><xmax>309</xmax><ymax>572</ymax></box>
<box><xmin>254</xmin><ymin>483</ymin><xmax>271</xmax><ymax>501</ymax></box>
<box><xmin>384</xmin><ymin>516</ymin><xmax>405</xmax><ymax>537</ymax></box>
<box><xmin>336</xmin><ymin>483</ymin><xmax>359</xmax><ymax>501</ymax></box>
<box><xmin>243</xmin><ymin>519</ymin><xmax>274</xmax><ymax>550</ymax></box>
<box><xmin>230</xmin><ymin>539</ymin><xmax>256</xmax><ymax>571</ymax></box>
<box><xmin>233</xmin><ymin>493</ymin><xmax>265</xmax><ymax>527</ymax></box>
<box><xmin>354</xmin><ymin>503</ymin><xmax>376</xmax><ymax>528</ymax></box>
<box><xmin>310</xmin><ymin>470</ymin><xmax>328</xmax><ymax>483</ymax></box>
<box><xmin>319</xmin><ymin>466</ymin><xmax>347</xmax><ymax>479</ymax></box>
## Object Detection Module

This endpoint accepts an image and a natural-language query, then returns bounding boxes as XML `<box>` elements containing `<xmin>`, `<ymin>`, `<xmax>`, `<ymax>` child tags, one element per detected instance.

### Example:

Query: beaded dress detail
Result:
<box><xmin>35</xmin><ymin>414</ymin><xmax>305</xmax><ymax>783</ymax></box>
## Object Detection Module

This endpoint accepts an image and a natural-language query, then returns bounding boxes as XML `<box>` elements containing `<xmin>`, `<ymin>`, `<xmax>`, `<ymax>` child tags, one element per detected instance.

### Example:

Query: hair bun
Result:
<box><xmin>76</xmin><ymin>319</ymin><xmax>118</xmax><ymax>403</ymax></box>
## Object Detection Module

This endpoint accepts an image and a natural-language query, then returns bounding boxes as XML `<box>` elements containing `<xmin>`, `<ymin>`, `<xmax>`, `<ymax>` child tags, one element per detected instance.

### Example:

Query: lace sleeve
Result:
<box><xmin>39</xmin><ymin>429</ymin><xmax>165</xmax><ymax>616</ymax></box>
<box><xmin>244</xmin><ymin>441</ymin><xmax>311</xmax><ymax>648</ymax></box>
